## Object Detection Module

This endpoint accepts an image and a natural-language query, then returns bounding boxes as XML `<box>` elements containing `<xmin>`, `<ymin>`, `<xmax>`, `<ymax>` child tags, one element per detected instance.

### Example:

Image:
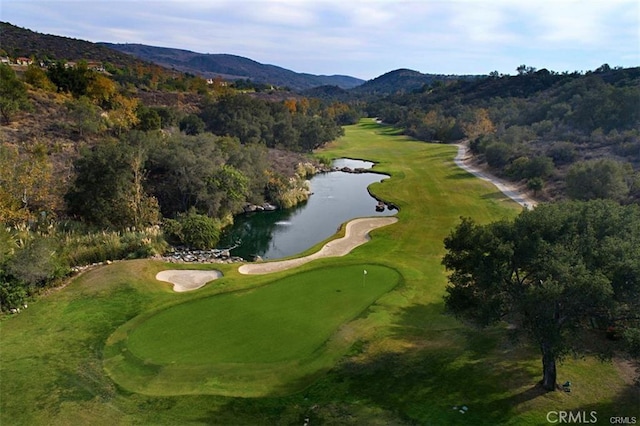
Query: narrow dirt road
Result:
<box><xmin>454</xmin><ymin>143</ymin><xmax>538</xmax><ymax>210</ymax></box>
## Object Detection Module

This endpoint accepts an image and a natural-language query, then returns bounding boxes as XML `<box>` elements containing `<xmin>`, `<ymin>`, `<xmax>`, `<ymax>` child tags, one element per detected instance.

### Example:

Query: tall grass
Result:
<box><xmin>61</xmin><ymin>226</ymin><xmax>168</xmax><ymax>266</ymax></box>
<box><xmin>0</xmin><ymin>222</ymin><xmax>168</xmax><ymax>310</ymax></box>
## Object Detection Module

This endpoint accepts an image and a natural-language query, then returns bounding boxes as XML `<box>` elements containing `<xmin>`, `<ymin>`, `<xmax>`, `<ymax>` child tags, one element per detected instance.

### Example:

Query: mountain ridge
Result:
<box><xmin>1</xmin><ymin>21</ymin><xmax>477</xmax><ymax>95</ymax></box>
<box><xmin>100</xmin><ymin>42</ymin><xmax>364</xmax><ymax>91</ymax></box>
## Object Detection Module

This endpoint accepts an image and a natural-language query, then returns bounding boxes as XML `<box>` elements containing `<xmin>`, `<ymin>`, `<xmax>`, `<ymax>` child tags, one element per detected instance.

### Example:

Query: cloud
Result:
<box><xmin>2</xmin><ymin>0</ymin><xmax>638</xmax><ymax>78</ymax></box>
<box><xmin>244</xmin><ymin>1</ymin><xmax>318</xmax><ymax>27</ymax></box>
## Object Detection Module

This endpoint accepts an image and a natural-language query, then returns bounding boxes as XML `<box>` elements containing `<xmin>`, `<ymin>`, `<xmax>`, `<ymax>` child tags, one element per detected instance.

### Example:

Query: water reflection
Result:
<box><xmin>218</xmin><ymin>159</ymin><xmax>395</xmax><ymax>260</ymax></box>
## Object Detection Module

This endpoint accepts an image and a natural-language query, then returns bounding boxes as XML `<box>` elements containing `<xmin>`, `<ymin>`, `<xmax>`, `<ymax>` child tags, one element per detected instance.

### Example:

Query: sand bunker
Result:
<box><xmin>155</xmin><ymin>269</ymin><xmax>223</xmax><ymax>292</ymax></box>
<box><xmin>238</xmin><ymin>216</ymin><xmax>398</xmax><ymax>275</ymax></box>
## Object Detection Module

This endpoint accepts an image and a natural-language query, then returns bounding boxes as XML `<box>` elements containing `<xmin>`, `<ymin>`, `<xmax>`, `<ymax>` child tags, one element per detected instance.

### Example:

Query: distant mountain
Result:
<box><xmin>351</xmin><ymin>68</ymin><xmax>481</xmax><ymax>96</ymax></box>
<box><xmin>1</xmin><ymin>21</ymin><xmax>481</xmax><ymax>96</ymax></box>
<box><xmin>100</xmin><ymin>43</ymin><xmax>364</xmax><ymax>91</ymax></box>
<box><xmin>0</xmin><ymin>22</ymin><xmax>145</xmax><ymax>69</ymax></box>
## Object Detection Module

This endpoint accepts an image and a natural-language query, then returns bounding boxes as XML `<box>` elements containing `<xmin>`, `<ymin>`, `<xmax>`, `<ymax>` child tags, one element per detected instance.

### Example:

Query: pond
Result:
<box><xmin>217</xmin><ymin>159</ymin><xmax>396</xmax><ymax>260</ymax></box>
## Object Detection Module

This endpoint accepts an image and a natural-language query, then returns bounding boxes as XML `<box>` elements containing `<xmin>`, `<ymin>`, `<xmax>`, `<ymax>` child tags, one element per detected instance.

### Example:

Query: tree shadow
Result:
<box><xmin>572</xmin><ymin>383</ymin><xmax>640</xmax><ymax>422</ymax></box>
<box><xmin>447</xmin><ymin>170</ymin><xmax>474</xmax><ymax>180</ymax></box>
<box><xmin>183</xmin><ymin>302</ymin><xmax>556</xmax><ymax>424</ymax></box>
<box><xmin>481</xmin><ymin>191</ymin><xmax>509</xmax><ymax>201</ymax></box>
<box><xmin>211</xmin><ymin>302</ymin><xmax>546</xmax><ymax>425</ymax></box>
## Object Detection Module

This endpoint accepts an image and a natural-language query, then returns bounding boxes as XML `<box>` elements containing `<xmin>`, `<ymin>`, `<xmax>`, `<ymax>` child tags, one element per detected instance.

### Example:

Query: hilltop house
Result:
<box><xmin>16</xmin><ymin>57</ymin><xmax>33</xmax><ymax>66</ymax></box>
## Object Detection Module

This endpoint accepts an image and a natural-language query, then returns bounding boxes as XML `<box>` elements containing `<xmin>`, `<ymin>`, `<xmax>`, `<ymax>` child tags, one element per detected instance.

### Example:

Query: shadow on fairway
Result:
<box><xmin>446</xmin><ymin>170</ymin><xmax>474</xmax><ymax>180</ymax></box>
<box><xmin>482</xmin><ymin>191</ymin><xmax>510</xmax><ymax>201</ymax></box>
<box><xmin>195</xmin><ymin>302</ymin><xmax>543</xmax><ymax>425</ymax></box>
<box><xmin>574</xmin><ymin>384</ymin><xmax>640</xmax><ymax>423</ymax></box>
<box><xmin>359</xmin><ymin>121</ymin><xmax>405</xmax><ymax>136</ymax></box>
<box><xmin>314</xmin><ymin>302</ymin><xmax>544</xmax><ymax>425</ymax></box>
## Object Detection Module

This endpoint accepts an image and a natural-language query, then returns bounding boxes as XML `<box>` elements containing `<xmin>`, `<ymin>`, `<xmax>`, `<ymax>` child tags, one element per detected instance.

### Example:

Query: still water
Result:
<box><xmin>218</xmin><ymin>159</ymin><xmax>396</xmax><ymax>260</ymax></box>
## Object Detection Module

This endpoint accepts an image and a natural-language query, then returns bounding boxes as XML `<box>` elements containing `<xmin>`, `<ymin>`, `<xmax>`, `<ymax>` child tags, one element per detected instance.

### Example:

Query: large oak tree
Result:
<box><xmin>442</xmin><ymin>200</ymin><xmax>640</xmax><ymax>390</ymax></box>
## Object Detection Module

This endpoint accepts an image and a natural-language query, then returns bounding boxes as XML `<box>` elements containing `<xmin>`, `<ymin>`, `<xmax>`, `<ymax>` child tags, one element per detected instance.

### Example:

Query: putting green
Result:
<box><xmin>104</xmin><ymin>264</ymin><xmax>401</xmax><ymax>396</ymax></box>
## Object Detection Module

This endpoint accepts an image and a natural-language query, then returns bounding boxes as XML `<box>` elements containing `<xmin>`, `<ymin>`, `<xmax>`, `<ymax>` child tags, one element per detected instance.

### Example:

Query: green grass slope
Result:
<box><xmin>1</xmin><ymin>119</ymin><xmax>636</xmax><ymax>425</ymax></box>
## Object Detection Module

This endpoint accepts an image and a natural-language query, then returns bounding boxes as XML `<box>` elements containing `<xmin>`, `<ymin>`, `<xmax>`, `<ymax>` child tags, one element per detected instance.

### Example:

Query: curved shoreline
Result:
<box><xmin>238</xmin><ymin>216</ymin><xmax>398</xmax><ymax>275</ymax></box>
<box><xmin>454</xmin><ymin>143</ymin><xmax>538</xmax><ymax>210</ymax></box>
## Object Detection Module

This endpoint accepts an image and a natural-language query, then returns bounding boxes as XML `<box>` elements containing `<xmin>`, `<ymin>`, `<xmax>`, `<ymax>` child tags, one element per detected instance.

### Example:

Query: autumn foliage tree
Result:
<box><xmin>0</xmin><ymin>144</ymin><xmax>56</xmax><ymax>224</ymax></box>
<box><xmin>461</xmin><ymin>108</ymin><xmax>495</xmax><ymax>140</ymax></box>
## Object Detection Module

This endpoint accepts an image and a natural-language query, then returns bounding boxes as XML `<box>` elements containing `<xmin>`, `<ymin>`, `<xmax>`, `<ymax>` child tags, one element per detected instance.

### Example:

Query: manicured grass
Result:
<box><xmin>1</xmin><ymin>119</ymin><xmax>636</xmax><ymax>425</ymax></box>
<box><xmin>104</xmin><ymin>264</ymin><xmax>400</xmax><ymax>396</ymax></box>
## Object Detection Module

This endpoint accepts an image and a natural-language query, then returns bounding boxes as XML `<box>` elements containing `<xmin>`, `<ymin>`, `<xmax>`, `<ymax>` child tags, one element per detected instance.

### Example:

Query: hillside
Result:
<box><xmin>351</xmin><ymin>68</ymin><xmax>480</xmax><ymax>96</ymax></box>
<box><xmin>372</xmin><ymin>66</ymin><xmax>640</xmax><ymax>202</ymax></box>
<box><xmin>100</xmin><ymin>43</ymin><xmax>364</xmax><ymax>91</ymax></box>
<box><xmin>0</xmin><ymin>22</ymin><xmax>363</xmax><ymax>91</ymax></box>
<box><xmin>0</xmin><ymin>22</ymin><xmax>145</xmax><ymax>69</ymax></box>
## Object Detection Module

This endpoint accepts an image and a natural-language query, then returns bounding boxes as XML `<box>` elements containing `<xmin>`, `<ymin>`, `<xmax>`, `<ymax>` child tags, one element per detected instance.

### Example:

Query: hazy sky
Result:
<box><xmin>2</xmin><ymin>0</ymin><xmax>638</xmax><ymax>80</ymax></box>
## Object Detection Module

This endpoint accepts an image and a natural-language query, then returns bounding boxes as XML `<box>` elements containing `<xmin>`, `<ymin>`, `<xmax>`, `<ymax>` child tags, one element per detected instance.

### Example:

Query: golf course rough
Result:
<box><xmin>103</xmin><ymin>263</ymin><xmax>401</xmax><ymax>396</ymax></box>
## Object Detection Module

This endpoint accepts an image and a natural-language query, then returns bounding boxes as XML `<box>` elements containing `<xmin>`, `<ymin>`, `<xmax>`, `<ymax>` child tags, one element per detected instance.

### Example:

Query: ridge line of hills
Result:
<box><xmin>1</xmin><ymin>21</ymin><xmax>480</xmax><ymax>93</ymax></box>
<box><xmin>98</xmin><ymin>42</ymin><xmax>365</xmax><ymax>91</ymax></box>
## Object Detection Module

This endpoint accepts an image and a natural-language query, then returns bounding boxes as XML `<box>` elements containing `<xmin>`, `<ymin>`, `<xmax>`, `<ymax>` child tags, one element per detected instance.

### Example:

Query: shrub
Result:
<box><xmin>178</xmin><ymin>212</ymin><xmax>221</xmax><ymax>249</ymax></box>
<box><xmin>7</xmin><ymin>238</ymin><xmax>68</xmax><ymax>287</ymax></box>
<box><xmin>506</xmin><ymin>156</ymin><xmax>530</xmax><ymax>179</ymax></box>
<box><xmin>566</xmin><ymin>159</ymin><xmax>630</xmax><ymax>201</ymax></box>
<box><xmin>485</xmin><ymin>142</ymin><xmax>512</xmax><ymax>168</ymax></box>
<box><xmin>161</xmin><ymin>218</ymin><xmax>183</xmax><ymax>246</ymax></box>
<box><xmin>525</xmin><ymin>155</ymin><xmax>554</xmax><ymax>179</ymax></box>
<box><xmin>0</xmin><ymin>277</ymin><xmax>27</xmax><ymax>311</ymax></box>
<box><xmin>179</xmin><ymin>114</ymin><xmax>205</xmax><ymax>135</ymax></box>
<box><xmin>548</xmin><ymin>142</ymin><xmax>577</xmax><ymax>165</ymax></box>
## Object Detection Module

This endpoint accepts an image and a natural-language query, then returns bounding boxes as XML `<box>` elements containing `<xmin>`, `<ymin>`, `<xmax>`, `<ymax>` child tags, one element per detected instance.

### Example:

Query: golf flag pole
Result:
<box><xmin>363</xmin><ymin>269</ymin><xmax>367</xmax><ymax>286</ymax></box>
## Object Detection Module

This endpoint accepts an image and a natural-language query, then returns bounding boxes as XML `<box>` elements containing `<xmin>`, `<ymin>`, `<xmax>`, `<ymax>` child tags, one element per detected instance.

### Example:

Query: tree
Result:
<box><xmin>46</xmin><ymin>61</ymin><xmax>94</xmax><ymax>97</ymax></box>
<box><xmin>179</xmin><ymin>114</ymin><xmax>205</xmax><ymax>135</ymax></box>
<box><xmin>461</xmin><ymin>108</ymin><xmax>496</xmax><ymax>140</ymax></box>
<box><xmin>146</xmin><ymin>134</ymin><xmax>224</xmax><ymax>216</ymax></box>
<box><xmin>65</xmin><ymin>137</ymin><xmax>159</xmax><ymax>229</ymax></box>
<box><xmin>66</xmin><ymin>96</ymin><xmax>106</xmax><ymax>137</ymax></box>
<box><xmin>86</xmin><ymin>73</ymin><xmax>117</xmax><ymax>107</ymax></box>
<box><xmin>0</xmin><ymin>63</ymin><xmax>30</xmax><ymax>124</ymax></box>
<box><xmin>136</xmin><ymin>106</ymin><xmax>162</xmax><ymax>131</ymax></box>
<box><xmin>524</xmin><ymin>156</ymin><xmax>554</xmax><ymax>179</ymax></box>
<box><xmin>517</xmin><ymin>64</ymin><xmax>537</xmax><ymax>75</ymax></box>
<box><xmin>0</xmin><ymin>143</ymin><xmax>55</xmax><ymax>224</ymax></box>
<box><xmin>177</xmin><ymin>210</ymin><xmax>221</xmax><ymax>249</ymax></box>
<box><xmin>566</xmin><ymin>159</ymin><xmax>630</xmax><ymax>202</ymax></box>
<box><xmin>208</xmin><ymin>165</ymin><xmax>250</xmax><ymax>216</ymax></box>
<box><xmin>484</xmin><ymin>142</ymin><xmax>512</xmax><ymax>168</ymax></box>
<box><xmin>442</xmin><ymin>201</ymin><xmax>640</xmax><ymax>391</ymax></box>
<box><xmin>527</xmin><ymin>177</ymin><xmax>544</xmax><ymax>195</ymax></box>
<box><xmin>547</xmin><ymin>142</ymin><xmax>576</xmax><ymax>166</ymax></box>
<box><xmin>107</xmin><ymin>93</ymin><xmax>140</xmax><ymax>135</ymax></box>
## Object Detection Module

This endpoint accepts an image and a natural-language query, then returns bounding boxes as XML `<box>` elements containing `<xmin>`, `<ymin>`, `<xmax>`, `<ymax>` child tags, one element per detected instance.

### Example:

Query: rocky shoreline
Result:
<box><xmin>159</xmin><ymin>247</ymin><xmax>245</xmax><ymax>264</ymax></box>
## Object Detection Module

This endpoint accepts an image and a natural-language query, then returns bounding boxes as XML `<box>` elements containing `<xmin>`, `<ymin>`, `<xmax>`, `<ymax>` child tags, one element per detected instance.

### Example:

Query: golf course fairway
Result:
<box><xmin>104</xmin><ymin>264</ymin><xmax>401</xmax><ymax>396</ymax></box>
<box><xmin>1</xmin><ymin>119</ymin><xmax>636</xmax><ymax>425</ymax></box>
